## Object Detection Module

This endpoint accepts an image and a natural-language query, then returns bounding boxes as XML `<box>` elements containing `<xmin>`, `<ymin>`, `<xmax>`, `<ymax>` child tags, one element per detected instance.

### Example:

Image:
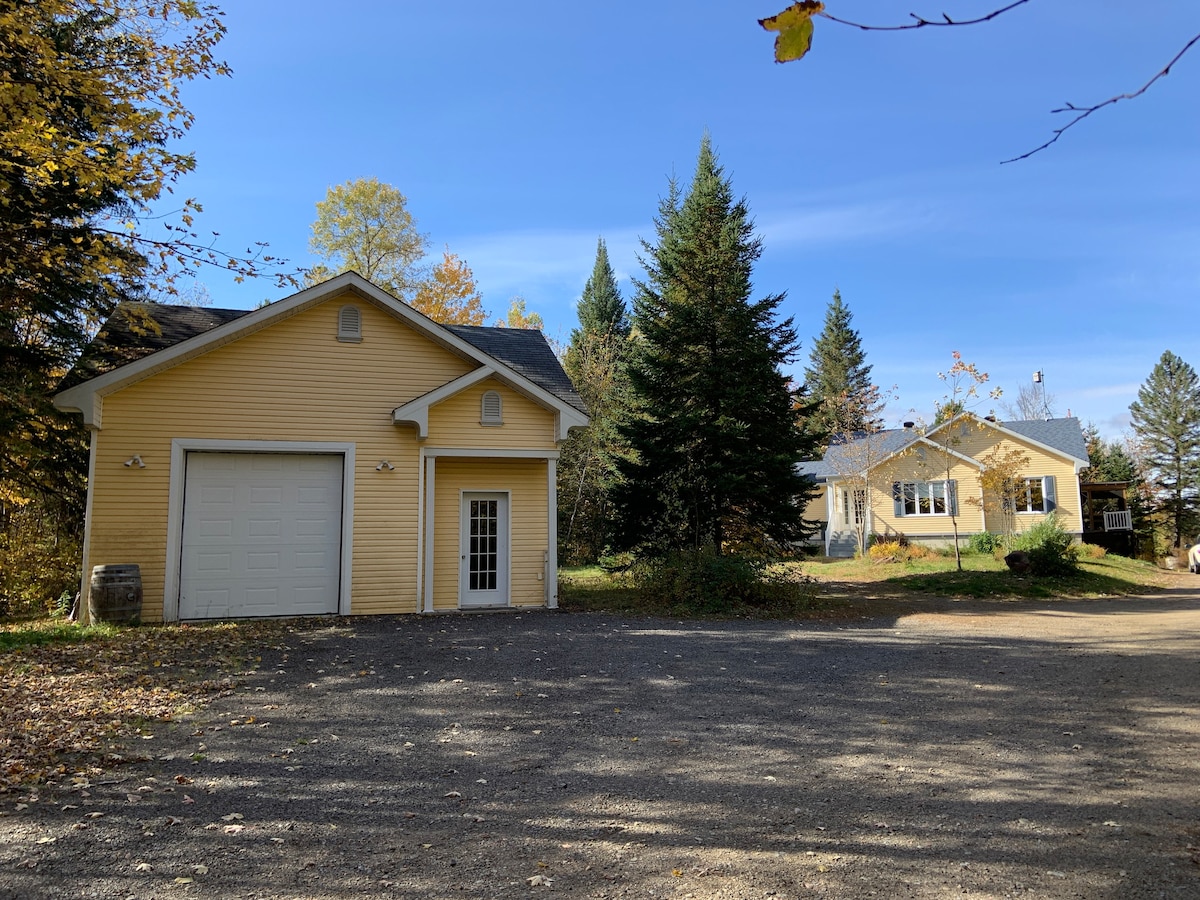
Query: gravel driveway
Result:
<box><xmin>4</xmin><ymin>586</ymin><xmax>1200</xmax><ymax>899</ymax></box>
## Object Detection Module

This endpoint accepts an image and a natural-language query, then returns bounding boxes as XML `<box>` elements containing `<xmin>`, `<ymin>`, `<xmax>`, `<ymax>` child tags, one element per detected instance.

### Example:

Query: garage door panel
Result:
<box><xmin>180</xmin><ymin>452</ymin><xmax>342</xmax><ymax>619</ymax></box>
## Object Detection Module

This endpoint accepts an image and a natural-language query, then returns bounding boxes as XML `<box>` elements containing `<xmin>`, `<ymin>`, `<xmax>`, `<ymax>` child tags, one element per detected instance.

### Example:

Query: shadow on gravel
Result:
<box><xmin>5</xmin><ymin>608</ymin><xmax>1199</xmax><ymax>899</ymax></box>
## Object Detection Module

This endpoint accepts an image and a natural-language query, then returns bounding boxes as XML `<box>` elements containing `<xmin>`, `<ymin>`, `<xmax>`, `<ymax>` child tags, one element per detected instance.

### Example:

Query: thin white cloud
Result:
<box><xmin>757</xmin><ymin>201</ymin><xmax>938</xmax><ymax>247</ymax></box>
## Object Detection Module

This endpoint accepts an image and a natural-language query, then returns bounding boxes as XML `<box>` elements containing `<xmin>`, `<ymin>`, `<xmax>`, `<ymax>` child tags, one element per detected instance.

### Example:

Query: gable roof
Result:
<box><xmin>54</xmin><ymin>272</ymin><xmax>587</xmax><ymax>433</ymax></box>
<box><xmin>799</xmin><ymin>415</ymin><xmax>1090</xmax><ymax>483</ymax></box>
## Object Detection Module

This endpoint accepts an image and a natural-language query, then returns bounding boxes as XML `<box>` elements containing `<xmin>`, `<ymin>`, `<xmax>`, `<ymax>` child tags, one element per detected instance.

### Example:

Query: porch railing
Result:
<box><xmin>1103</xmin><ymin>509</ymin><xmax>1133</xmax><ymax>532</ymax></box>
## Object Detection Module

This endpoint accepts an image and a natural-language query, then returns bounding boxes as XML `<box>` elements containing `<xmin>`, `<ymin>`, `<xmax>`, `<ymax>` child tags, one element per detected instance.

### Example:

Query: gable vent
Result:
<box><xmin>337</xmin><ymin>305</ymin><xmax>362</xmax><ymax>342</ymax></box>
<box><xmin>480</xmin><ymin>389</ymin><xmax>503</xmax><ymax>426</ymax></box>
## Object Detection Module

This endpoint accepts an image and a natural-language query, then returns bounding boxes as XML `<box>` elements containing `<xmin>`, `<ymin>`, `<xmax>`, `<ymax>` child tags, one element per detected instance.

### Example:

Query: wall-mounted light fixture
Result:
<box><xmin>375</xmin><ymin>460</ymin><xmax>395</xmax><ymax>471</ymax></box>
<box><xmin>123</xmin><ymin>455</ymin><xmax>145</xmax><ymax>468</ymax></box>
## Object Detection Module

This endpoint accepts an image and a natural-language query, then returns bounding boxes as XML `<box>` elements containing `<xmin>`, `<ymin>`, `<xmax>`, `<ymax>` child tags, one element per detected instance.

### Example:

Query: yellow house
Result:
<box><xmin>54</xmin><ymin>273</ymin><xmax>588</xmax><ymax>621</ymax></box>
<box><xmin>799</xmin><ymin>414</ymin><xmax>1090</xmax><ymax>556</ymax></box>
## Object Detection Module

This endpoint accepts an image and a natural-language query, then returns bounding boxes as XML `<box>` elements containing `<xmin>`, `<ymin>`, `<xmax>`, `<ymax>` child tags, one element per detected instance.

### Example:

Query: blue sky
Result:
<box><xmin>164</xmin><ymin>1</ymin><xmax>1199</xmax><ymax>437</ymax></box>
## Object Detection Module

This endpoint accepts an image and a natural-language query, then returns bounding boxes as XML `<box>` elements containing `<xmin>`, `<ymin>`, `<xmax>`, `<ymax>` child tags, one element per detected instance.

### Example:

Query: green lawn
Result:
<box><xmin>559</xmin><ymin>550</ymin><xmax>1175</xmax><ymax>616</ymax></box>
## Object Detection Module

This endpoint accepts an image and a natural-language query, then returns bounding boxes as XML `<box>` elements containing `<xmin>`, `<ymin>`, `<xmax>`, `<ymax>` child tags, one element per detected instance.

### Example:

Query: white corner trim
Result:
<box><xmin>392</xmin><ymin>366</ymin><xmax>495</xmax><ymax>438</ymax></box>
<box><xmin>163</xmin><ymin>439</ymin><xmax>356</xmax><ymax>622</ymax></box>
<box><xmin>423</xmin><ymin>455</ymin><xmax>437</xmax><ymax>613</ymax></box>
<box><xmin>547</xmin><ymin>458</ymin><xmax>558</xmax><ymax>609</ymax></box>
<box><xmin>77</xmin><ymin>430</ymin><xmax>99</xmax><ymax>624</ymax></box>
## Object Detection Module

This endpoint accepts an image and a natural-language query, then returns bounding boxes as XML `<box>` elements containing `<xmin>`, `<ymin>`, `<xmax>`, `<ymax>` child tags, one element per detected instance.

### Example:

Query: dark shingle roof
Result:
<box><xmin>59</xmin><ymin>304</ymin><xmax>252</xmax><ymax>390</ymax></box>
<box><xmin>445</xmin><ymin>324</ymin><xmax>587</xmax><ymax>413</ymax></box>
<box><xmin>60</xmin><ymin>302</ymin><xmax>585</xmax><ymax>413</ymax></box>
<box><xmin>1002</xmin><ymin>418</ymin><xmax>1089</xmax><ymax>462</ymax></box>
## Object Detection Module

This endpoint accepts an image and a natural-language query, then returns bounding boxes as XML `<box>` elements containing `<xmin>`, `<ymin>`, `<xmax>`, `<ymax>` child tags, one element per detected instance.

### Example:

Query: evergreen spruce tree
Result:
<box><xmin>572</xmin><ymin>238</ymin><xmax>629</xmax><ymax>341</ymax></box>
<box><xmin>1129</xmin><ymin>350</ymin><xmax>1200</xmax><ymax>549</ymax></box>
<box><xmin>614</xmin><ymin>138</ymin><xmax>818</xmax><ymax>554</ymax></box>
<box><xmin>804</xmin><ymin>289</ymin><xmax>875</xmax><ymax>440</ymax></box>
<box><xmin>558</xmin><ymin>239</ymin><xmax>631</xmax><ymax>562</ymax></box>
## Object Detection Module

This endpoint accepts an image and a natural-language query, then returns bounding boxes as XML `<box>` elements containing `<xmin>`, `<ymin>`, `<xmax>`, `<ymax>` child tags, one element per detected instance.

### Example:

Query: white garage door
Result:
<box><xmin>180</xmin><ymin>452</ymin><xmax>343</xmax><ymax>619</ymax></box>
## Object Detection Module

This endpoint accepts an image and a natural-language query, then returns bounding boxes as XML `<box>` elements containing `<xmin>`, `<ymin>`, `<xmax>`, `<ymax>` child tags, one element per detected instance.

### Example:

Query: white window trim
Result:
<box><xmin>1014</xmin><ymin>476</ymin><xmax>1048</xmax><ymax>514</ymax></box>
<box><xmin>901</xmin><ymin>480</ymin><xmax>951</xmax><ymax>517</ymax></box>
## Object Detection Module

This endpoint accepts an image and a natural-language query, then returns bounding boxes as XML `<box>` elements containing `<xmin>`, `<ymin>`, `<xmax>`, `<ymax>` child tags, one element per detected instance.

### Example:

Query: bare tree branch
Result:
<box><xmin>816</xmin><ymin>3</ymin><xmax>1198</xmax><ymax>162</ymax></box>
<box><xmin>1003</xmin><ymin>30</ymin><xmax>1200</xmax><ymax>163</ymax></box>
<box><xmin>819</xmin><ymin>0</ymin><xmax>1031</xmax><ymax>32</ymax></box>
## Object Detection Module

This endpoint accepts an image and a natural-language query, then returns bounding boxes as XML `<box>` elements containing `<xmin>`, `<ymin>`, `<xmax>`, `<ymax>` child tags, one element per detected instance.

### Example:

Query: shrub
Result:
<box><xmin>1079</xmin><ymin>542</ymin><xmax>1107</xmax><ymax>560</ymax></box>
<box><xmin>868</xmin><ymin>540</ymin><xmax>904</xmax><ymax>563</ymax></box>
<box><xmin>967</xmin><ymin>532</ymin><xmax>1005</xmax><ymax>555</ymax></box>
<box><xmin>1013</xmin><ymin>514</ymin><xmax>1079</xmax><ymax>577</ymax></box>
<box><xmin>633</xmin><ymin>549</ymin><xmax>816</xmax><ymax>615</ymax></box>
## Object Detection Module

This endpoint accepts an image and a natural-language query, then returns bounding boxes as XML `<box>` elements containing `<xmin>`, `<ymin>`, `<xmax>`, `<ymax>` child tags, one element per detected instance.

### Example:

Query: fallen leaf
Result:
<box><xmin>527</xmin><ymin>874</ymin><xmax>553</xmax><ymax>887</ymax></box>
<box><xmin>135</xmin><ymin>862</ymin><xmax>153</xmax><ymax>872</ymax></box>
<box><xmin>221</xmin><ymin>812</ymin><xmax>244</xmax><ymax>822</ymax></box>
<box><xmin>192</xmin><ymin>864</ymin><xmax>209</xmax><ymax>875</ymax></box>
<box><xmin>223</xmin><ymin>824</ymin><xmax>245</xmax><ymax>835</ymax></box>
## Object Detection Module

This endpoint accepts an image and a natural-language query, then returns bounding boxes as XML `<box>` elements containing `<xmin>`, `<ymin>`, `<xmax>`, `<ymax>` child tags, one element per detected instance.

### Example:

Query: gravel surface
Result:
<box><xmin>3</xmin><ymin>583</ymin><xmax>1200</xmax><ymax>899</ymax></box>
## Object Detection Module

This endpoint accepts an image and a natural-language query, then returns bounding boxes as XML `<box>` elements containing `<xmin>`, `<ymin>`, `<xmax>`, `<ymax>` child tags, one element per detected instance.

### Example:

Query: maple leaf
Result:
<box><xmin>759</xmin><ymin>1</ymin><xmax>826</xmax><ymax>63</ymax></box>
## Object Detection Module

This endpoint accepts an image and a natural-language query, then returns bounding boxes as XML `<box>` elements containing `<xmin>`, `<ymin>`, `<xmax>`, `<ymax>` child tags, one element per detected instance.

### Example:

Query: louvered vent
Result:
<box><xmin>480</xmin><ymin>390</ymin><xmax>503</xmax><ymax>425</ymax></box>
<box><xmin>337</xmin><ymin>305</ymin><xmax>362</xmax><ymax>342</ymax></box>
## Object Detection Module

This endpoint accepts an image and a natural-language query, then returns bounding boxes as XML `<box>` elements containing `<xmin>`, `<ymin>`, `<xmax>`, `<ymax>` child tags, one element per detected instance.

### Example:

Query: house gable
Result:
<box><xmin>54</xmin><ymin>272</ymin><xmax>587</xmax><ymax>436</ymax></box>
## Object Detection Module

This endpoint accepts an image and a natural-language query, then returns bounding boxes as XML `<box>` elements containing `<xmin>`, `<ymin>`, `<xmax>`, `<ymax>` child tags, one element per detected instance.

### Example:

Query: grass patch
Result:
<box><xmin>0</xmin><ymin>618</ymin><xmax>122</xmax><ymax>652</ymax></box>
<box><xmin>807</xmin><ymin>550</ymin><xmax>1167</xmax><ymax>599</ymax></box>
<box><xmin>559</xmin><ymin>562</ymin><xmax>849</xmax><ymax>619</ymax></box>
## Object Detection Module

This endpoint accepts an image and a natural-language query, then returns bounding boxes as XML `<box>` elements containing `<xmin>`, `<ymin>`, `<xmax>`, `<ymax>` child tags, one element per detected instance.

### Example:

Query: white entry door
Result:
<box><xmin>180</xmin><ymin>452</ymin><xmax>343</xmax><ymax>619</ymax></box>
<box><xmin>459</xmin><ymin>492</ymin><xmax>509</xmax><ymax>608</ymax></box>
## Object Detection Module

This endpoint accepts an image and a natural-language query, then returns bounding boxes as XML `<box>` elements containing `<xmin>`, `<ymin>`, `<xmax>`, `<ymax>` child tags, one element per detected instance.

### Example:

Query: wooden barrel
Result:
<box><xmin>89</xmin><ymin>564</ymin><xmax>143</xmax><ymax>625</ymax></box>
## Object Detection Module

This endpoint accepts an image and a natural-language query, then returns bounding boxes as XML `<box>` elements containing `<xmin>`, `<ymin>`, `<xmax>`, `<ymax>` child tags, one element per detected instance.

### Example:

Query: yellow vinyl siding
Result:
<box><xmin>867</xmin><ymin>424</ymin><xmax>1082</xmax><ymax>540</ymax></box>
<box><xmin>431</xmin><ymin>457</ymin><xmax>549</xmax><ymax>611</ymax></box>
<box><xmin>87</xmin><ymin>295</ymin><xmax>477</xmax><ymax>619</ymax></box>
<box><xmin>802</xmin><ymin>491</ymin><xmax>828</xmax><ymax>525</ymax></box>
<box><xmin>427</xmin><ymin>379</ymin><xmax>558</xmax><ymax>450</ymax></box>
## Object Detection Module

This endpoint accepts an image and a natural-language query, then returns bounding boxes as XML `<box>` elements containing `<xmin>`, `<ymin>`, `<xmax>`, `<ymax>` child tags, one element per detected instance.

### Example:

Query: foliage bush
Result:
<box><xmin>0</xmin><ymin>504</ymin><xmax>81</xmax><ymax>619</ymax></box>
<box><xmin>1012</xmin><ymin>514</ymin><xmax>1079</xmax><ymax>577</ymax></box>
<box><xmin>868</xmin><ymin>540</ymin><xmax>904</xmax><ymax>563</ymax></box>
<box><xmin>966</xmin><ymin>532</ymin><xmax>1005</xmax><ymax>555</ymax></box>
<box><xmin>633</xmin><ymin>549</ymin><xmax>816</xmax><ymax>615</ymax></box>
<box><xmin>1079</xmin><ymin>542</ymin><xmax>1108</xmax><ymax>560</ymax></box>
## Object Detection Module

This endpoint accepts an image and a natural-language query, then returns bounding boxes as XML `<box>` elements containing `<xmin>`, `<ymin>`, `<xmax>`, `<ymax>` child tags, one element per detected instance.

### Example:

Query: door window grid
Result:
<box><xmin>468</xmin><ymin>499</ymin><xmax>498</xmax><ymax>591</ymax></box>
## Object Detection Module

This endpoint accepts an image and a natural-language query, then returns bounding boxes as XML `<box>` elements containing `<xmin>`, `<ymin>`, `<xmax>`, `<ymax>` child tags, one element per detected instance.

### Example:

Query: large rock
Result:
<box><xmin>1004</xmin><ymin>550</ymin><xmax>1032</xmax><ymax>574</ymax></box>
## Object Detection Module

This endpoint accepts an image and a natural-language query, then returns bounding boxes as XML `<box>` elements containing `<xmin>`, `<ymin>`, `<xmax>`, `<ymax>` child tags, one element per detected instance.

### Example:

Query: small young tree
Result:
<box><xmin>970</xmin><ymin>445</ymin><xmax>1032</xmax><ymax>548</ymax></box>
<box><xmin>912</xmin><ymin>352</ymin><xmax>1002</xmax><ymax>571</ymax></box>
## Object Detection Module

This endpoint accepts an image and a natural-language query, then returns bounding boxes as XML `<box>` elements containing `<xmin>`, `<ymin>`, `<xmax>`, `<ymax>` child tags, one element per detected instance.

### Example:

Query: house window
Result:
<box><xmin>337</xmin><ymin>305</ymin><xmax>362</xmax><ymax>342</ymax></box>
<box><xmin>894</xmin><ymin>480</ymin><xmax>955</xmax><ymax>516</ymax></box>
<box><xmin>480</xmin><ymin>390</ymin><xmax>503</xmax><ymax>426</ymax></box>
<box><xmin>1013</xmin><ymin>476</ymin><xmax>1056</xmax><ymax>513</ymax></box>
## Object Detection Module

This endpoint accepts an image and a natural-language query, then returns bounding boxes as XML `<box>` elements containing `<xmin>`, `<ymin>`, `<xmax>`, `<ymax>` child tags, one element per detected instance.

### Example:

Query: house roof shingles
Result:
<box><xmin>61</xmin><ymin>302</ymin><xmax>585</xmax><ymax>412</ymax></box>
<box><xmin>799</xmin><ymin>416</ymin><xmax>1089</xmax><ymax>483</ymax></box>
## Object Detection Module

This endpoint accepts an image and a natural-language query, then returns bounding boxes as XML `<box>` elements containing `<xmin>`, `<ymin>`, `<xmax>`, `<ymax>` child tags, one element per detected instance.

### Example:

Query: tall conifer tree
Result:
<box><xmin>804</xmin><ymin>289</ymin><xmax>875</xmax><ymax>440</ymax></box>
<box><xmin>572</xmin><ymin>238</ymin><xmax>629</xmax><ymax>341</ymax></box>
<box><xmin>614</xmin><ymin>138</ymin><xmax>817</xmax><ymax>554</ymax></box>
<box><xmin>1129</xmin><ymin>350</ymin><xmax>1200</xmax><ymax>549</ymax></box>
<box><xmin>559</xmin><ymin>239</ymin><xmax>631</xmax><ymax>562</ymax></box>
